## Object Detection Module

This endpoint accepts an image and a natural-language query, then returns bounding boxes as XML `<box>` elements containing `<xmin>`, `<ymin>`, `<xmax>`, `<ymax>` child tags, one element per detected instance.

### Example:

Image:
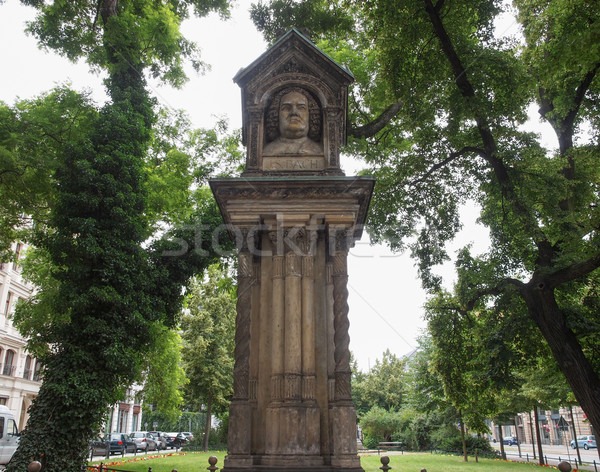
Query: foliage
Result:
<box><xmin>436</xmin><ymin>434</ymin><xmax>496</xmax><ymax>456</ymax></box>
<box><xmin>0</xmin><ymin>86</ymin><xmax>97</xmax><ymax>258</ymax></box>
<box><xmin>352</xmin><ymin>349</ymin><xmax>408</xmax><ymax>416</ymax></box>
<box><xmin>250</xmin><ymin>0</ymin><xmax>600</xmax><ymax>436</ymax></box>
<box><xmin>360</xmin><ymin>406</ymin><xmax>403</xmax><ymax>447</ymax></box>
<box><xmin>5</xmin><ymin>1</ymin><xmax>235</xmax><ymax>471</ymax></box>
<box><xmin>140</xmin><ymin>325</ymin><xmax>187</xmax><ymax>421</ymax></box>
<box><xmin>180</xmin><ymin>263</ymin><xmax>236</xmax><ymax>450</ymax></box>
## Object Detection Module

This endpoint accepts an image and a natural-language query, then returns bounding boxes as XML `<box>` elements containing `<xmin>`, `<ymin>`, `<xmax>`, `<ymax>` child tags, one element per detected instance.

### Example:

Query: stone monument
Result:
<box><xmin>210</xmin><ymin>28</ymin><xmax>374</xmax><ymax>472</ymax></box>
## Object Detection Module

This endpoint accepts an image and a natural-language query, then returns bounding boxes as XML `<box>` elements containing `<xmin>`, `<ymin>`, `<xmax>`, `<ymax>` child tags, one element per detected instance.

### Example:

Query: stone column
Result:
<box><xmin>265</xmin><ymin>231</ymin><xmax>285</xmax><ymax>454</ymax></box>
<box><xmin>329</xmin><ymin>228</ymin><xmax>362</xmax><ymax>470</ymax></box>
<box><xmin>225</xmin><ymin>237</ymin><xmax>254</xmax><ymax>468</ymax></box>
<box><xmin>284</xmin><ymin>242</ymin><xmax>302</xmax><ymax>402</ymax></box>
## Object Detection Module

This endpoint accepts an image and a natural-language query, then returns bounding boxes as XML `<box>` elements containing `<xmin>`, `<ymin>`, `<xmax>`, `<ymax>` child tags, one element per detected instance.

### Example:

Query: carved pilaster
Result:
<box><xmin>233</xmin><ymin>247</ymin><xmax>253</xmax><ymax>401</ymax></box>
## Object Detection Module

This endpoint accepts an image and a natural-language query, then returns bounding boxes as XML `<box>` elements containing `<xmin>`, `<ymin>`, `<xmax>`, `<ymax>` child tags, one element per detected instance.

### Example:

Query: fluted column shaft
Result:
<box><xmin>270</xmin><ymin>252</ymin><xmax>285</xmax><ymax>401</ymax></box>
<box><xmin>302</xmin><ymin>249</ymin><xmax>316</xmax><ymax>400</ymax></box>
<box><xmin>284</xmin><ymin>248</ymin><xmax>302</xmax><ymax>400</ymax></box>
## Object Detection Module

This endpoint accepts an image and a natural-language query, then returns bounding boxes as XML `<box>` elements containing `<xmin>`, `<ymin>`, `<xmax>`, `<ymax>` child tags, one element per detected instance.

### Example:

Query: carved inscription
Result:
<box><xmin>263</xmin><ymin>156</ymin><xmax>325</xmax><ymax>171</ymax></box>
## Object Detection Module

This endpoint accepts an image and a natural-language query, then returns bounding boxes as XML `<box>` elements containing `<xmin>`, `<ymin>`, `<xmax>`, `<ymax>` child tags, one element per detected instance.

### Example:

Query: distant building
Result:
<box><xmin>0</xmin><ymin>242</ymin><xmax>41</xmax><ymax>430</ymax></box>
<box><xmin>0</xmin><ymin>242</ymin><xmax>143</xmax><ymax>434</ymax></box>
<box><xmin>491</xmin><ymin>407</ymin><xmax>594</xmax><ymax>446</ymax></box>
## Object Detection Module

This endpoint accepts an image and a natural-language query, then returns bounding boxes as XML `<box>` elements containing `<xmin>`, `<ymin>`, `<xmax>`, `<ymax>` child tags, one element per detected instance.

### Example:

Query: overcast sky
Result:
<box><xmin>0</xmin><ymin>0</ymin><xmax>518</xmax><ymax>372</ymax></box>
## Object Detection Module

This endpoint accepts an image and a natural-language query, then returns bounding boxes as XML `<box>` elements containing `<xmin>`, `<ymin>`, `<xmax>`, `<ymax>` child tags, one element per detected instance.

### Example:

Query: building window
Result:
<box><xmin>13</xmin><ymin>243</ymin><xmax>22</xmax><ymax>271</ymax></box>
<box><xmin>3</xmin><ymin>350</ymin><xmax>16</xmax><ymax>376</ymax></box>
<box><xmin>0</xmin><ymin>397</ymin><xmax>7</xmax><ymax>406</ymax></box>
<box><xmin>23</xmin><ymin>355</ymin><xmax>33</xmax><ymax>380</ymax></box>
<box><xmin>118</xmin><ymin>410</ymin><xmax>128</xmax><ymax>433</ymax></box>
<box><xmin>4</xmin><ymin>292</ymin><xmax>13</xmax><ymax>316</ymax></box>
<box><xmin>32</xmin><ymin>360</ymin><xmax>42</xmax><ymax>382</ymax></box>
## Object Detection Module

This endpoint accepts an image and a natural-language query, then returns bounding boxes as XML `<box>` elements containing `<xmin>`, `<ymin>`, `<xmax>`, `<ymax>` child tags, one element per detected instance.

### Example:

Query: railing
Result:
<box><xmin>1</xmin><ymin>363</ymin><xmax>16</xmax><ymax>377</ymax></box>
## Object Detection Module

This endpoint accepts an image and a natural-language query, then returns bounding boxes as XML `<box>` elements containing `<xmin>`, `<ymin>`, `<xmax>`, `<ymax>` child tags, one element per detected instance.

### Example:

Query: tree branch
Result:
<box><xmin>462</xmin><ymin>278</ymin><xmax>525</xmax><ymax>313</ymax></box>
<box><xmin>546</xmin><ymin>254</ymin><xmax>600</xmax><ymax>289</ymax></box>
<box><xmin>410</xmin><ymin>146</ymin><xmax>487</xmax><ymax>186</ymax></box>
<box><xmin>348</xmin><ymin>99</ymin><xmax>403</xmax><ymax>139</ymax></box>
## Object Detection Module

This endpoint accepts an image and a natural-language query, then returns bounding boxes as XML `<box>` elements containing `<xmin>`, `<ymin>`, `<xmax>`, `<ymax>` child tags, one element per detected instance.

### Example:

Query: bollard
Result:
<box><xmin>207</xmin><ymin>456</ymin><xmax>219</xmax><ymax>472</ymax></box>
<box><xmin>379</xmin><ymin>455</ymin><xmax>391</xmax><ymax>472</ymax></box>
<box><xmin>27</xmin><ymin>461</ymin><xmax>42</xmax><ymax>472</ymax></box>
<box><xmin>557</xmin><ymin>461</ymin><xmax>572</xmax><ymax>472</ymax></box>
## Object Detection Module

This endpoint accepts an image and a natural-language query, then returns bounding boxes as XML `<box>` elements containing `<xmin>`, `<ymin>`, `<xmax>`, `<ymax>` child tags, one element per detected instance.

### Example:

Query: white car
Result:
<box><xmin>0</xmin><ymin>406</ymin><xmax>19</xmax><ymax>465</ymax></box>
<box><xmin>130</xmin><ymin>431</ymin><xmax>158</xmax><ymax>452</ymax></box>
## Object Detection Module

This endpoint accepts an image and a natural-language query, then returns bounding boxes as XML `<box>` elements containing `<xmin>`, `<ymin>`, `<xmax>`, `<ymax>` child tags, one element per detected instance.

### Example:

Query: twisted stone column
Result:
<box><xmin>329</xmin><ymin>227</ymin><xmax>361</xmax><ymax>469</ymax></box>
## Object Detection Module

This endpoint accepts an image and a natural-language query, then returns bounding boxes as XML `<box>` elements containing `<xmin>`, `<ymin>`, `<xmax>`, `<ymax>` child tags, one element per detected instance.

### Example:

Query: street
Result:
<box><xmin>492</xmin><ymin>442</ymin><xmax>600</xmax><ymax>470</ymax></box>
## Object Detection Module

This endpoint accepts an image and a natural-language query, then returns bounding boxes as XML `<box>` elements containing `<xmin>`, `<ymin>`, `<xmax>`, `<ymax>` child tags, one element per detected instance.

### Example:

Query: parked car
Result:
<box><xmin>108</xmin><ymin>433</ymin><xmax>136</xmax><ymax>455</ymax></box>
<box><xmin>503</xmin><ymin>436</ymin><xmax>518</xmax><ymax>446</ymax></box>
<box><xmin>130</xmin><ymin>431</ymin><xmax>158</xmax><ymax>452</ymax></box>
<box><xmin>180</xmin><ymin>432</ymin><xmax>194</xmax><ymax>443</ymax></box>
<box><xmin>164</xmin><ymin>432</ymin><xmax>187</xmax><ymax>449</ymax></box>
<box><xmin>570</xmin><ymin>435</ymin><xmax>597</xmax><ymax>450</ymax></box>
<box><xmin>149</xmin><ymin>431</ymin><xmax>167</xmax><ymax>450</ymax></box>
<box><xmin>89</xmin><ymin>433</ymin><xmax>136</xmax><ymax>456</ymax></box>
<box><xmin>0</xmin><ymin>406</ymin><xmax>19</xmax><ymax>465</ymax></box>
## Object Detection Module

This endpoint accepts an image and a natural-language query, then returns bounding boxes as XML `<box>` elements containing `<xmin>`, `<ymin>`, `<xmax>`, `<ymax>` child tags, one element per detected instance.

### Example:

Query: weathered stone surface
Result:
<box><xmin>213</xmin><ymin>28</ymin><xmax>371</xmax><ymax>472</ymax></box>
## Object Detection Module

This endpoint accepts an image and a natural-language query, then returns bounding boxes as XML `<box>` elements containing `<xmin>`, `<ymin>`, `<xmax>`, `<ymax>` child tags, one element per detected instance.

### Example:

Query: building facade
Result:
<box><xmin>493</xmin><ymin>406</ymin><xmax>594</xmax><ymax>446</ymax></box>
<box><xmin>0</xmin><ymin>242</ymin><xmax>41</xmax><ymax>430</ymax></box>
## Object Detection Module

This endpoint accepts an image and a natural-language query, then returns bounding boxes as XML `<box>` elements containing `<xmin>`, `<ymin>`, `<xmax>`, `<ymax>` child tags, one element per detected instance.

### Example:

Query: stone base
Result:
<box><xmin>264</xmin><ymin>402</ymin><xmax>321</xmax><ymax>455</ymax></box>
<box><xmin>222</xmin><ymin>464</ymin><xmax>364</xmax><ymax>472</ymax></box>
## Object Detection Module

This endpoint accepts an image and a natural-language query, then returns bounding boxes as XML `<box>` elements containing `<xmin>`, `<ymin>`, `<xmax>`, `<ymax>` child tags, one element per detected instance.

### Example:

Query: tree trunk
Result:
<box><xmin>203</xmin><ymin>393</ymin><xmax>212</xmax><ymax>452</ymax></box>
<box><xmin>521</xmin><ymin>283</ymin><xmax>600</xmax><ymax>446</ymax></box>
<box><xmin>498</xmin><ymin>424</ymin><xmax>506</xmax><ymax>461</ymax></box>
<box><xmin>534</xmin><ymin>406</ymin><xmax>545</xmax><ymax>466</ymax></box>
<box><xmin>528</xmin><ymin>411</ymin><xmax>536</xmax><ymax>460</ymax></box>
<box><xmin>459</xmin><ymin>409</ymin><xmax>467</xmax><ymax>462</ymax></box>
<box><xmin>514</xmin><ymin>416</ymin><xmax>522</xmax><ymax>457</ymax></box>
<box><xmin>569</xmin><ymin>405</ymin><xmax>582</xmax><ymax>464</ymax></box>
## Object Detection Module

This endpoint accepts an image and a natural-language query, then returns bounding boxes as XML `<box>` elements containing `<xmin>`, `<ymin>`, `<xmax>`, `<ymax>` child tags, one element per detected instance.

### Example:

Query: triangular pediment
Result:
<box><xmin>233</xmin><ymin>28</ymin><xmax>354</xmax><ymax>89</ymax></box>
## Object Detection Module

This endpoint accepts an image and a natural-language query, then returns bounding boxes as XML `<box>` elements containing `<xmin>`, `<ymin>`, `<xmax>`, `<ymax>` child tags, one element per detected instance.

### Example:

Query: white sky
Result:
<box><xmin>1</xmin><ymin>0</ymin><xmax>552</xmax><ymax>373</ymax></box>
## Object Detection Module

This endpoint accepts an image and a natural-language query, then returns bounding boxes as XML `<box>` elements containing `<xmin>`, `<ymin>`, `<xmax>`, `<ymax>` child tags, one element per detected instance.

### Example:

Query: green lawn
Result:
<box><xmin>88</xmin><ymin>451</ymin><xmax>565</xmax><ymax>472</ymax></box>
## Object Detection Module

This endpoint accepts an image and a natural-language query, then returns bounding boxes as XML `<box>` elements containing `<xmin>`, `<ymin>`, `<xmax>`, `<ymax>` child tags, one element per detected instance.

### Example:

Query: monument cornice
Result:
<box><xmin>210</xmin><ymin>176</ymin><xmax>374</xmax><ymax>240</ymax></box>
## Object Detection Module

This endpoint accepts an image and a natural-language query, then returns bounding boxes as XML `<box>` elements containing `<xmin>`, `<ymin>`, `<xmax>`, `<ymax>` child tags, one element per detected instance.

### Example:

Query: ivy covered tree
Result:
<box><xmin>249</xmin><ymin>0</ymin><xmax>600</xmax><ymax>436</ymax></box>
<box><xmin>4</xmin><ymin>1</ymin><xmax>234</xmax><ymax>471</ymax></box>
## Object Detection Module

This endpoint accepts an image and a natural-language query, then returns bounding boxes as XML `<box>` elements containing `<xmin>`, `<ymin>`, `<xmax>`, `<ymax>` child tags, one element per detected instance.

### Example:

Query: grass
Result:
<box><xmin>88</xmin><ymin>451</ymin><xmax>568</xmax><ymax>472</ymax></box>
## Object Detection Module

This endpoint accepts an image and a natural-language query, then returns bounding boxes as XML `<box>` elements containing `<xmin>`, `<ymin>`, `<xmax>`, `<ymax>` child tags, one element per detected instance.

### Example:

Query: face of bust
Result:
<box><xmin>278</xmin><ymin>91</ymin><xmax>309</xmax><ymax>139</ymax></box>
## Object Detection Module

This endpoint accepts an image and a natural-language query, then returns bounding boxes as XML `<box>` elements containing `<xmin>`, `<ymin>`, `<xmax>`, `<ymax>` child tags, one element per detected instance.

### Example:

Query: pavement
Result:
<box><xmin>492</xmin><ymin>442</ymin><xmax>600</xmax><ymax>471</ymax></box>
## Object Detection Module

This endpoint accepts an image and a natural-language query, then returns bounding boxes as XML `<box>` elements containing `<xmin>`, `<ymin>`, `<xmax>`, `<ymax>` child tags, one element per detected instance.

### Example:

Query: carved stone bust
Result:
<box><xmin>263</xmin><ymin>88</ymin><xmax>323</xmax><ymax>157</ymax></box>
<box><xmin>233</xmin><ymin>28</ymin><xmax>354</xmax><ymax>175</ymax></box>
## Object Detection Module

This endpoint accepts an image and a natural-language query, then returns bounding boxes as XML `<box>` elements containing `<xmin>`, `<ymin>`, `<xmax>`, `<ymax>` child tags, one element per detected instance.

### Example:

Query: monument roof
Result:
<box><xmin>233</xmin><ymin>28</ymin><xmax>354</xmax><ymax>86</ymax></box>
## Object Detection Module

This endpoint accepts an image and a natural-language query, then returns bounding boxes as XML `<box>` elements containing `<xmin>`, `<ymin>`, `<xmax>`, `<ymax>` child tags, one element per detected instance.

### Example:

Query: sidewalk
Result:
<box><xmin>492</xmin><ymin>442</ymin><xmax>600</xmax><ymax>471</ymax></box>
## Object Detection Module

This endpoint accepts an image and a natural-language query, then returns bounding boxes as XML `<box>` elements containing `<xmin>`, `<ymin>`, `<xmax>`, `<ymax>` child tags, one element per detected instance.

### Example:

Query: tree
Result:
<box><xmin>0</xmin><ymin>86</ymin><xmax>97</xmax><ymax>258</ymax></box>
<box><xmin>249</xmin><ymin>0</ymin><xmax>600</xmax><ymax>436</ymax></box>
<box><xmin>5</xmin><ymin>1</ymin><xmax>232</xmax><ymax>471</ymax></box>
<box><xmin>180</xmin><ymin>263</ymin><xmax>236</xmax><ymax>451</ymax></box>
<box><xmin>351</xmin><ymin>350</ymin><xmax>408</xmax><ymax>416</ymax></box>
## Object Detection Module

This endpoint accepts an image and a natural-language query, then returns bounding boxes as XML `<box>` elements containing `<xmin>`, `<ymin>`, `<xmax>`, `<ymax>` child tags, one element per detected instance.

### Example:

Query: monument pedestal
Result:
<box><xmin>212</xmin><ymin>28</ymin><xmax>374</xmax><ymax>472</ymax></box>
